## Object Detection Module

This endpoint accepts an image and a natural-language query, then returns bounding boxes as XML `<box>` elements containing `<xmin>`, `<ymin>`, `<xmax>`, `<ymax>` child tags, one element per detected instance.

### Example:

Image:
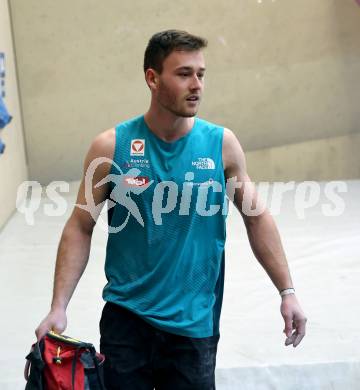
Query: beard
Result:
<box><xmin>157</xmin><ymin>80</ymin><xmax>199</xmax><ymax>118</ymax></box>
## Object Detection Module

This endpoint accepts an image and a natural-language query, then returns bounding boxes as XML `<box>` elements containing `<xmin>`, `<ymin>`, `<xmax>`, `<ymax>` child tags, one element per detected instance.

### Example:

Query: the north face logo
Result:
<box><xmin>192</xmin><ymin>157</ymin><xmax>216</xmax><ymax>170</ymax></box>
<box><xmin>130</xmin><ymin>139</ymin><xmax>145</xmax><ymax>156</ymax></box>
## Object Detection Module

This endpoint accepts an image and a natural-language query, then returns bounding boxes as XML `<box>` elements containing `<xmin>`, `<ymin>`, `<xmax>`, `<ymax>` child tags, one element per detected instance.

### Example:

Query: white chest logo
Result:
<box><xmin>192</xmin><ymin>157</ymin><xmax>215</xmax><ymax>170</ymax></box>
<box><xmin>130</xmin><ymin>139</ymin><xmax>145</xmax><ymax>156</ymax></box>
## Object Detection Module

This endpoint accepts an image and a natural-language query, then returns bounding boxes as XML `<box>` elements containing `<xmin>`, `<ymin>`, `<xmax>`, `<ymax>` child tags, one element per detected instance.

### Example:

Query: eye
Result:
<box><xmin>197</xmin><ymin>74</ymin><xmax>205</xmax><ymax>80</ymax></box>
<box><xmin>179</xmin><ymin>73</ymin><xmax>190</xmax><ymax>77</ymax></box>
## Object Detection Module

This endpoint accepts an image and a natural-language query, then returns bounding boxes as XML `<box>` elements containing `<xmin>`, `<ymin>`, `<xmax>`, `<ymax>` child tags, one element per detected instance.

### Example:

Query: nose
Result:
<box><xmin>190</xmin><ymin>74</ymin><xmax>203</xmax><ymax>91</ymax></box>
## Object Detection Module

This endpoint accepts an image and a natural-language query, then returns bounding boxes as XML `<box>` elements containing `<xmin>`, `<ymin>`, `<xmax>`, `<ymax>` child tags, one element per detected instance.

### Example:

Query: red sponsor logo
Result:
<box><xmin>123</xmin><ymin>176</ymin><xmax>149</xmax><ymax>187</ymax></box>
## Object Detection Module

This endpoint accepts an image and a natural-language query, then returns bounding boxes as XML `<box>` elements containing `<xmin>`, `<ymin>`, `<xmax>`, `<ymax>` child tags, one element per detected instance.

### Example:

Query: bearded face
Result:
<box><xmin>153</xmin><ymin>50</ymin><xmax>205</xmax><ymax>118</ymax></box>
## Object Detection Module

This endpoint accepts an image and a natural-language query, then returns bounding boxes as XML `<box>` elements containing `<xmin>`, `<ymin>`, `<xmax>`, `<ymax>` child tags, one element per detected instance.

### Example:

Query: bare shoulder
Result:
<box><xmin>81</xmin><ymin>127</ymin><xmax>116</xmax><ymax>179</ymax></box>
<box><xmin>87</xmin><ymin>127</ymin><xmax>116</xmax><ymax>160</ymax></box>
<box><xmin>222</xmin><ymin>127</ymin><xmax>247</xmax><ymax>176</ymax></box>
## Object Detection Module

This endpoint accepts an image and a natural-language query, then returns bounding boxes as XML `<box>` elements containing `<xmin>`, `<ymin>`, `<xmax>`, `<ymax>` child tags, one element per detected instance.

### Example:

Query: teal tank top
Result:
<box><xmin>103</xmin><ymin>114</ymin><xmax>227</xmax><ymax>338</ymax></box>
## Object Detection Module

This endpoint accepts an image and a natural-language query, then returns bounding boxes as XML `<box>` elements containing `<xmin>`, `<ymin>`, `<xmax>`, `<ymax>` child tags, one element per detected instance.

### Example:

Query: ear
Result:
<box><xmin>145</xmin><ymin>69</ymin><xmax>158</xmax><ymax>91</ymax></box>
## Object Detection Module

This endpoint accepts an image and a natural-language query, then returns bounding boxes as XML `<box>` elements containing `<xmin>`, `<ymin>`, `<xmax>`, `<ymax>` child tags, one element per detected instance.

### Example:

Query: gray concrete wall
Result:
<box><xmin>247</xmin><ymin>132</ymin><xmax>360</xmax><ymax>182</ymax></box>
<box><xmin>8</xmin><ymin>0</ymin><xmax>360</xmax><ymax>184</ymax></box>
<box><xmin>0</xmin><ymin>0</ymin><xmax>27</xmax><ymax>229</ymax></box>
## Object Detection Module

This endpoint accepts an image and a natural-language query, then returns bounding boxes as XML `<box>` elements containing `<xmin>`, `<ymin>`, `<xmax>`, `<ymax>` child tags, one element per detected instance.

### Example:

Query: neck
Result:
<box><xmin>144</xmin><ymin>104</ymin><xmax>194</xmax><ymax>143</ymax></box>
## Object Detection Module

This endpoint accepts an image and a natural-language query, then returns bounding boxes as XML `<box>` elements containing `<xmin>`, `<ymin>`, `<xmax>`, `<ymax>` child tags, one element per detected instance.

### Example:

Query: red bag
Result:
<box><xmin>25</xmin><ymin>331</ymin><xmax>105</xmax><ymax>390</ymax></box>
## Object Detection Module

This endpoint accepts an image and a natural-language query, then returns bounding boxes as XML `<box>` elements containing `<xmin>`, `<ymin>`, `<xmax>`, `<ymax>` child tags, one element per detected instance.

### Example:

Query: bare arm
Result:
<box><xmin>222</xmin><ymin>128</ymin><xmax>307</xmax><ymax>347</ymax></box>
<box><xmin>35</xmin><ymin>128</ymin><xmax>115</xmax><ymax>339</ymax></box>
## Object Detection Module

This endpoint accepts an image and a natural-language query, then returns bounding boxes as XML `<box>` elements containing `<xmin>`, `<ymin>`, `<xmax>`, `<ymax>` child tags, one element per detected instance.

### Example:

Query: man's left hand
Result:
<box><xmin>280</xmin><ymin>294</ymin><xmax>307</xmax><ymax>348</ymax></box>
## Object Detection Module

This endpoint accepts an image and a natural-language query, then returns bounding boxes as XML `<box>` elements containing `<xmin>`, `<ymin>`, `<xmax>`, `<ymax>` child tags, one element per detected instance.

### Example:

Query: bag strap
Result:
<box><xmin>90</xmin><ymin>347</ymin><xmax>106</xmax><ymax>390</ymax></box>
<box><xmin>24</xmin><ymin>341</ymin><xmax>45</xmax><ymax>390</ymax></box>
<box><xmin>70</xmin><ymin>346</ymin><xmax>105</xmax><ymax>390</ymax></box>
<box><xmin>24</xmin><ymin>340</ymin><xmax>44</xmax><ymax>381</ymax></box>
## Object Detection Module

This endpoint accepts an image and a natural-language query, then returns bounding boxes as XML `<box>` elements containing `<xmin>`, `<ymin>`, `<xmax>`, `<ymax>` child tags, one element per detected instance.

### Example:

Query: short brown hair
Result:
<box><xmin>143</xmin><ymin>29</ymin><xmax>207</xmax><ymax>74</ymax></box>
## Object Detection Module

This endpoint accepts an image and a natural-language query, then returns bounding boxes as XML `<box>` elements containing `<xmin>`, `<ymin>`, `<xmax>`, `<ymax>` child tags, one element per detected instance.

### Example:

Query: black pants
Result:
<box><xmin>99</xmin><ymin>302</ymin><xmax>219</xmax><ymax>389</ymax></box>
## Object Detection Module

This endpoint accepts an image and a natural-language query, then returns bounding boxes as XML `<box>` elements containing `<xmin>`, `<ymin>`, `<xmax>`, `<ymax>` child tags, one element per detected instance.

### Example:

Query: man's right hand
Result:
<box><xmin>35</xmin><ymin>309</ymin><xmax>67</xmax><ymax>341</ymax></box>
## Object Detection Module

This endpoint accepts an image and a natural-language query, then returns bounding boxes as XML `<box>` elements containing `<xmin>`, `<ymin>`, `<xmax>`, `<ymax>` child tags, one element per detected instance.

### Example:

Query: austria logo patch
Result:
<box><xmin>130</xmin><ymin>139</ymin><xmax>145</xmax><ymax>156</ymax></box>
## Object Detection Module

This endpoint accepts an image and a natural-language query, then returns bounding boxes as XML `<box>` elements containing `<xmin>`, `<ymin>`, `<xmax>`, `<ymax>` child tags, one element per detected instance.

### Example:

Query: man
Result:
<box><xmin>36</xmin><ymin>30</ymin><xmax>307</xmax><ymax>389</ymax></box>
